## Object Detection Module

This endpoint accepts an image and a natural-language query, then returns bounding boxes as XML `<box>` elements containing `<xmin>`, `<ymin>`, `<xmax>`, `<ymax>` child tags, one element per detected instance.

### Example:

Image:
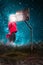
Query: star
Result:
<box><xmin>19</xmin><ymin>2</ymin><xmax>22</xmax><ymax>5</ymax></box>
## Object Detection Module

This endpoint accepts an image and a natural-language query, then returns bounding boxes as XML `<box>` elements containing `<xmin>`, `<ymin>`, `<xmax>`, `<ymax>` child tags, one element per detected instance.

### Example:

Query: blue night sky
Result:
<box><xmin>0</xmin><ymin>0</ymin><xmax>43</xmax><ymax>45</ymax></box>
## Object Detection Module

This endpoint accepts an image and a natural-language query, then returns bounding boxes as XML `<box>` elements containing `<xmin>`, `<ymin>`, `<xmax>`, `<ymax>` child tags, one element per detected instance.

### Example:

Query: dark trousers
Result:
<box><xmin>9</xmin><ymin>32</ymin><xmax>16</xmax><ymax>42</ymax></box>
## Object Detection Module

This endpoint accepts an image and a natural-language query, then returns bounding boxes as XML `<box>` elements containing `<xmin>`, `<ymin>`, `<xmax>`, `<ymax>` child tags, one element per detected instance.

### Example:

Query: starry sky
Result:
<box><xmin>0</xmin><ymin>0</ymin><xmax>43</xmax><ymax>45</ymax></box>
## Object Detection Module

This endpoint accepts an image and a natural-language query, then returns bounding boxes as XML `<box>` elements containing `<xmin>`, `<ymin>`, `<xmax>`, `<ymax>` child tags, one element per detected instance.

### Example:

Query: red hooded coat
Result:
<box><xmin>6</xmin><ymin>21</ymin><xmax>17</xmax><ymax>38</ymax></box>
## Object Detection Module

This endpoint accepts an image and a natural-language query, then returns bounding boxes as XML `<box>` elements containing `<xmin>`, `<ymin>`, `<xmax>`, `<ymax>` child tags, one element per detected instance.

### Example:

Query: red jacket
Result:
<box><xmin>8</xmin><ymin>21</ymin><xmax>17</xmax><ymax>34</ymax></box>
<box><xmin>6</xmin><ymin>21</ymin><xmax>17</xmax><ymax>38</ymax></box>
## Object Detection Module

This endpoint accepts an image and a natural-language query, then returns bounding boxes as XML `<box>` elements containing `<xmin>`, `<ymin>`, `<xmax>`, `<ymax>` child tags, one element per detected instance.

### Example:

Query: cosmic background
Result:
<box><xmin>0</xmin><ymin>0</ymin><xmax>43</xmax><ymax>45</ymax></box>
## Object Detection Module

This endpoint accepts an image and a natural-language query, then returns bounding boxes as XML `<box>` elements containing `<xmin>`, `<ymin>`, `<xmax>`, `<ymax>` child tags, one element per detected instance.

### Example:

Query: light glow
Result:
<box><xmin>9</xmin><ymin>14</ymin><xmax>16</xmax><ymax>22</ymax></box>
<box><xmin>9</xmin><ymin>9</ymin><xmax>29</xmax><ymax>22</ymax></box>
<box><xmin>16</xmin><ymin>11</ymin><xmax>24</xmax><ymax>21</ymax></box>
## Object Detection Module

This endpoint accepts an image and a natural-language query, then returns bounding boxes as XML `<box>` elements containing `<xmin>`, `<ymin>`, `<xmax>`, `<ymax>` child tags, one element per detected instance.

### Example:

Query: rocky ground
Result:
<box><xmin>0</xmin><ymin>57</ymin><xmax>43</xmax><ymax>65</ymax></box>
<box><xmin>0</xmin><ymin>43</ymin><xmax>43</xmax><ymax>65</ymax></box>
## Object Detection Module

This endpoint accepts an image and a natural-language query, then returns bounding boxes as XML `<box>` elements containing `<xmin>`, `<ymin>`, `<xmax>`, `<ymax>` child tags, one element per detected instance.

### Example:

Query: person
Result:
<box><xmin>6</xmin><ymin>21</ymin><xmax>17</xmax><ymax>42</ymax></box>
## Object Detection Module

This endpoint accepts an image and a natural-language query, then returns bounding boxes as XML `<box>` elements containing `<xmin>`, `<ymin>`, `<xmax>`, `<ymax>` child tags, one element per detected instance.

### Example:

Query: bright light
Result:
<box><xmin>9</xmin><ymin>13</ymin><xmax>24</xmax><ymax>22</ymax></box>
<box><xmin>16</xmin><ymin>11</ymin><xmax>24</xmax><ymax>21</ymax></box>
<box><xmin>9</xmin><ymin>14</ymin><xmax>16</xmax><ymax>22</ymax></box>
<box><xmin>9</xmin><ymin>9</ymin><xmax>29</xmax><ymax>22</ymax></box>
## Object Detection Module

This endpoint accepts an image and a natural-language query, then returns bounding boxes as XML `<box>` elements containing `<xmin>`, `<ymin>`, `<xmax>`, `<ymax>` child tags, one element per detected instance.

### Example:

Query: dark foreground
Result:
<box><xmin>0</xmin><ymin>57</ymin><xmax>43</xmax><ymax>65</ymax></box>
<box><xmin>0</xmin><ymin>42</ymin><xmax>43</xmax><ymax>65</ymax></box>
